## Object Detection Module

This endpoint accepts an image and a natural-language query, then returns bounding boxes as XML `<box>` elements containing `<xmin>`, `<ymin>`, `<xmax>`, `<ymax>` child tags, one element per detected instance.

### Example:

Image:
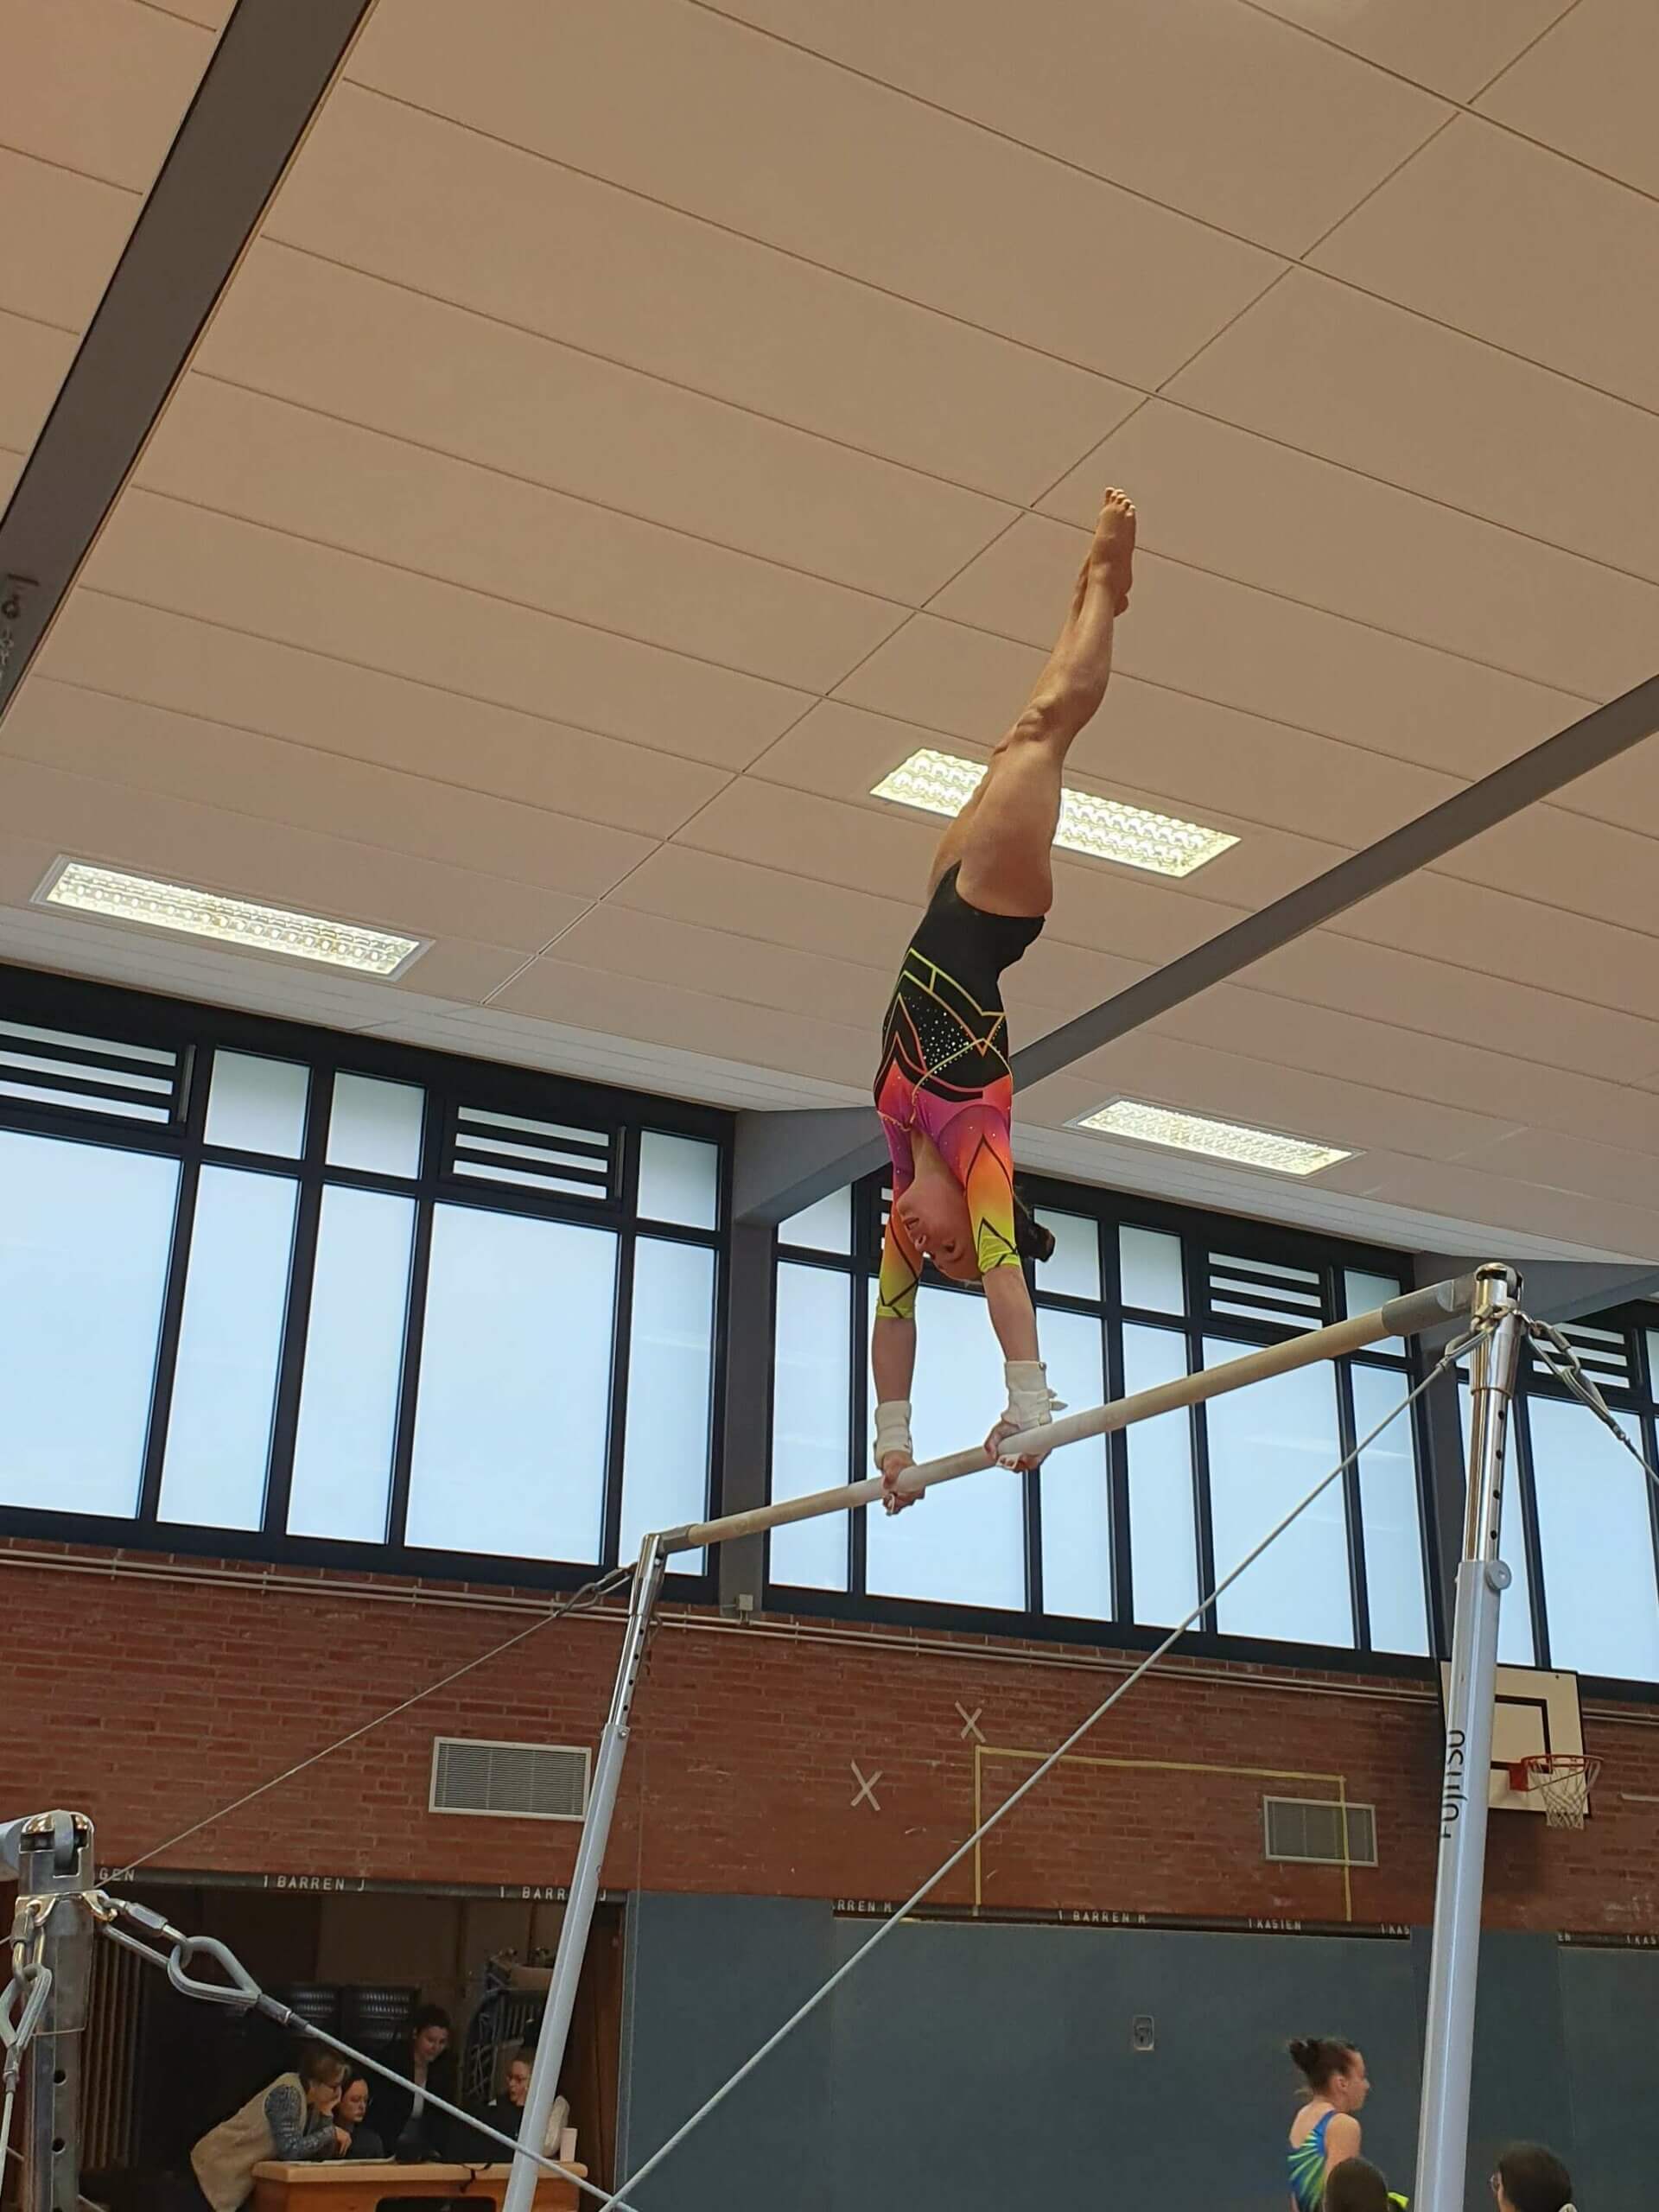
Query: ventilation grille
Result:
<box><xmin>1209</xmin><ymin>1252</ymin><xmax>1324</xmax><ymax>1332</ymax></box>
<box><xmin>0</xmin><ymin>1017</ymin><xmax>180</xmax><ymax>1124</ymax></box>
<box><xmin>1263</xmin><ymin>1796</ymin><xmax>1377</xmax><ymax>1866</ymax></box>
<box><xmin>449</xmin><ymin>1104</ymin><xmax>613</xmax><ymax>1201</ymax></box>
<box><xmin>1533</xmin><ymin>1320</ymin><xmax>1630</xmax><ymax>1392</ymax></box>
<box><xmin>430</xmin><ymin>1736</ymin><xmax>590</xmax><ymax>1821</ymax></box>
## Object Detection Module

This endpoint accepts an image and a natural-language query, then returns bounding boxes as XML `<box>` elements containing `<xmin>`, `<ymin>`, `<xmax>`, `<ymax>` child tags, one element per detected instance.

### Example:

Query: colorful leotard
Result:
<box><xmin>1287</xmin><ymin>2110</ymin><xmax>1337</xmax><ymax>2212</ymax></box>
<box><xmin>873</xmin><ymin>865</ymin><xmax>1043</xmax><ymax>1318</ymax></box>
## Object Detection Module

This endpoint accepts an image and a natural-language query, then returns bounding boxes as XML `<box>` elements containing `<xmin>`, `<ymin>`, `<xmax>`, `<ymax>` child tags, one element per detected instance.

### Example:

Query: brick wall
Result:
<box><xmin>7</xmin><ymin>1542</ymin><xmax>1657</xmax><ymax>1933</ymax></box>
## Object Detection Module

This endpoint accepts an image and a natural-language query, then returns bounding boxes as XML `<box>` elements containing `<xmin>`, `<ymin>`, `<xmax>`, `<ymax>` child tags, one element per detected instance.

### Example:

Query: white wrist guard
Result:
<box><xmin>873</xmin><ymin>1399</ymin><xmax>913</xmax><ymax>1471</ymax></box>
<box><xmin>999</xmin><ymin>1361</ymin><xmax>1065</xmax><ymax>1461</ymax></box>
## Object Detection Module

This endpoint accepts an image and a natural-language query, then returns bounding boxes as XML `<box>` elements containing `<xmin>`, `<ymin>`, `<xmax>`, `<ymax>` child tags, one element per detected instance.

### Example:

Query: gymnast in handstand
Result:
<box><xmin>872</xmin><ymin>488</ymin><xmax>1135</xmax><ymax>1510</ymax></box>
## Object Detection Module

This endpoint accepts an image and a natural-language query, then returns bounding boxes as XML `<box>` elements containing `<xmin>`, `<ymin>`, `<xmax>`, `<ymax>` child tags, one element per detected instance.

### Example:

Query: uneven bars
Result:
<box><xmin>659</xmin><ymin>1273</ymin><xmax>1477</xmax><ymax>1555</ymax></box>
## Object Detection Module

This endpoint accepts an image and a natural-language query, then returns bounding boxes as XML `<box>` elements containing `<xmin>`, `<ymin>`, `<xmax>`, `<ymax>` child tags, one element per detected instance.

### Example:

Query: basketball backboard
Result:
<box><xmin>1438</xmin><ymin>1662</ymin><xmax>1586</xmax><ymax>1815</ymax></box>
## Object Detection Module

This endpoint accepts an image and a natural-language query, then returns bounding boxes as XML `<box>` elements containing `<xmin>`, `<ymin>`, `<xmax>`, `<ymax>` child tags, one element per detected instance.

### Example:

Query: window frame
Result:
<box><xmin>0</xmin><ymin>963</ymin><xmax>728</xmax><ymax>1598</ymax></box>
<box><xmin>766</xmin><ymin>1168</ymin><xmax>1441</xmax><ymax>1678</ymax></box>
<box><xmin>1458</xmin><ymin>1300</ymin><xmax>1659</xmax><ymax>1695</ymax></box>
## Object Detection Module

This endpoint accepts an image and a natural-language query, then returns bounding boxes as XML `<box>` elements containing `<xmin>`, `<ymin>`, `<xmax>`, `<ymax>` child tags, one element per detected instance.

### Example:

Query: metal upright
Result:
<box><xmin>3</xmin><ymin>1809</ymin><xmax>97</xmax><ymax>2212</ymax></box>
<box><xmin>501</xmin><ymin>1535</ymin><xmax>667</xmax><ymax>2212</ymax></box>
<box><xmin>1414</xmin><ymin>1264</ymin><xmax>1525</xmax><ymax>2212</ymax></box>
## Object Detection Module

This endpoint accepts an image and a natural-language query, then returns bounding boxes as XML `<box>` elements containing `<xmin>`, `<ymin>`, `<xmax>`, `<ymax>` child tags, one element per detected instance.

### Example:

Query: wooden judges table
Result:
<box><xmin>251</xmin><ymin>2164</ymin><xmax>587</xmax><ymax>2212</ymax></box>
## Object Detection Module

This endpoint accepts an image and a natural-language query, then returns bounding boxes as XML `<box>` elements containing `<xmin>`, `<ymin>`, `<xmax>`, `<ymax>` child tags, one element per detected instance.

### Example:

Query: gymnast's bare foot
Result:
<box><xmin>1090</xmin><ymin>487</ymin><xmax>1136</xmax><ymax>613</ymax></box>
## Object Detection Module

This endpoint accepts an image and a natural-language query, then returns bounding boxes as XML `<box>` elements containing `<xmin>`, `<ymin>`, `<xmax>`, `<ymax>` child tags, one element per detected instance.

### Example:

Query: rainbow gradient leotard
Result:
<box><xmin>873</xmin><ymin>864</ymin><xmax>1043</xmax><ymax>1319</ymax></box>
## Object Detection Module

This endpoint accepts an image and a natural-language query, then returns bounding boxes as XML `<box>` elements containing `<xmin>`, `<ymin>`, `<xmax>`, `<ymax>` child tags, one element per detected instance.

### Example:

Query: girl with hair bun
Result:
<box><xmin>1287</xmin><ymin>2036</ymin><xmax>1370</xmax><ymax>2211</ymax></box>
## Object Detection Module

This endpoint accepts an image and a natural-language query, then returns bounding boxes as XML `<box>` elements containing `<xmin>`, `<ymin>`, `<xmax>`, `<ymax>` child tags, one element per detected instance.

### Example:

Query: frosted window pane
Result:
<box><xmin>867</xmin><ymin>1287</ymin><xmax>1025</xmax><ymax>1610</ymax></box>
<box><xmin>287</xmin><ymin>1187</ymin><xmax>415</xmax><ymax>1543</ymax></box>
<box><xmin>1346</xmin><ymin>1268</ymin><xmax>1403</xmax><ymax>1347</ymax></box>
<box><xmin>1459</xmin><ymin>1382</ymin><xmax>1534</xmax><ymax>1664</ymax></box>
<box><xmin>619</xmin><ymin>1239</ymin><xmax>715</xmax><ymax>1567</ymax></box>
<box><xmin>1039</xmin><ymin>1306</ymin><xmax>1110</xmax><ymax>1619</ymax></box>
<box><xmin>1351</xmin><ymin>1362</ymin><xmax>1428</xmax><ymax>1655</ymax></box>
<box><xmin>205</xmin><ymin>1051</ymin><xmax>308</xmax><ymax>1158</ymax></box>
<box><xmin>405</xmin><ymin>1206</ymin><xmax>616</xmax><ymax>1560</ymax></box>
<box><xmin>1123</xmin><ymin>1325</ymin><xmax>1198</xmax><ymax>1628</ymax></box>
<box><xmin>0</xmin><ymin>1130</ymin><xmax>178</xmax><ymax>1515</ymax></box>
<box><xmin>638</xmin><ymin>1131</ymin><xmax>719</xmax><ymax>1230</ymax></box>
<box><xmin>1530</xmin><ymin>1396</ymin><xmax>1659</xmax><ymax>1681</ymax></box>
<box><xmin>1035</xmin><ymin>1211</ymin><xmax>1101</xmax><ymax>1302</ymax></box>
<box><xmin>1120</xmin><ymin>1226</ymin><xmax>1184</xmax><ymax>1313</ymax></box>
<box><xmin>327</xmin><ymin>1071</ymin><xmax>423</xmax><ymax>1177</ymax></box>
<box><xmin>159</xmin><ymin>1167</ymin><xmax>297</xmax><ymax>1529</ymax></box>
<box><xmin>778</xmin><ymin>1188</ymin><xmax>851</xmax><ymax>1254</ymax></box>
<box><xmin>770</xmin><ymin>1262</ymin><xmax>852</xmax><ymax>1592</ymax></box>
<box><xmin>1204</xmin><ymin>1339</ymin><xmax>1352</xmax><ymax>1647</ymax></box>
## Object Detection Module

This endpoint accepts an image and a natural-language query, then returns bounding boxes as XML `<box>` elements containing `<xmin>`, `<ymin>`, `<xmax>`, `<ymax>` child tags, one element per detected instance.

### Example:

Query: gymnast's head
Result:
<box><xmin>894</xmin><ymin>1168</ymin><xmax>978</xmax><ymax>1282</ymax></box>
<box><xmin>1288</xmin><ymin>2035</ymin><xmax>1369</xmax><ymax>2111</ymax></box>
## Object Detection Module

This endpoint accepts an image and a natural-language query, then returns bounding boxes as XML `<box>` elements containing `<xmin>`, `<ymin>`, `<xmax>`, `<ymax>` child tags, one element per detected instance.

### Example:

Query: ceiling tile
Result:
<box><xmin>1479</xmin><ymin>0</ymin><xmax>1659</xmax><ymax>199</ymax></box>
<box><xmin>195</xmin><ymin>241</ymin><xmax>1015</xmax><ymax>607</ymax></box>
<box><xmin>35</xmin><ymin>594</ymin><xmax>728</xmax><ymax>839</ymax></box>
<box><xmin>0</xmin><ymin>754</ymin><xmax>589</xmax><ymax>953</ymax></box>
<box><xmin>3</xmin><ymin>680</ymin><xmax>658</xmax><ymax>901</ymax></box>
<box><xmin>345</xmin><ymin>0</ymin><xmax>1282</xmax><ymax>385</ymax></box>
<box><xmin>1468</xmin><ymin>1124</ymin><xmax>1659</xmax><ymax>1205</ymax></box>
<box><xmin>0</xmin><ymin>310</ymin><xmax>75</xmax><ymax>460</ymax></box>
<box><xmin>930</xmin><ymin>512</ymin><xmax>1591</xmax><ymax>780</ymax></box>
<box><xmin>264</xmin><ymin>86</ymin><xmax>1139</xmax><ymax>506</ymax></box>
<box><xmin>0</xmin><ymin>0</ymin><xmax>214</xmax><ymax>192</ymax></box>
<box><xmin>0</xmin><ymin>453</ymin><xmax>20</xmax><ymax>506</ymax></box>
<box><xmin>611</xmin><ymin>843</ymin><xmax>912</xmax><ymax>970</ymax></box>
<box><xmin>1169</xmin><ymin>270</ymin><xmax>1659</xmax><ymax>588</ymax></box>
<box><xmin>1042</xmin><ymin>399</ymin><xmax>1659</xmax><ymax>700</ymax></box>
<box><xmin>137</xmin><ymin>375</ymin><xmax>904</xmax><ymax>691</ymax></box>
<box><xmin>705</xmin><ymin>0</ymin><xmax>1446</xmax><ymax>254</ymax></box>
<box><xmin>835</xmin><ymin>614</ymin><xmax>1046</xmax><ymax>742</ymax></box>
<box><xmin>1150</xmin><ymin>983</ymin><xmax>1659</xmax><ymax>1158</ymax></box>
<box><xmin>492</xmin><ymin>949</ymin><xmax>871</xmax><ymax>1089</ymax></box>
<box><xmin>555</xmin><ymin>904</ymin><xmax>891</xmax><ymax>1033</ymax></box>
<box><xmin>1350</xmin><ymin>1154</ymin><xmax>1659</xmax><ymax>1259</ymax></box>
<box><xmin>1253</xmin><ymin>926</ymin><xmax>1659</xmax><ymax>1084</ymax></box>
<box><xmin>0</xmin><ymin>147</ymin><xmax>139</xmax><ymax>331</ymax></box>
<box><xmin>1243</xmin><ymin>0</ymin><xmax>1575</xmax><ymax>103</ymax></box>
<box><xmin>1441</xmin><ymin>806</ymin><xmax>1659</xmax><ymax>944</ymax></box>
<box><xmin>79</xmin><ymin>491</ymin><xmax>808</xmax><ymax>767</ymax></box>
<box><xmin>1312</xmin><ymin>115</ymin><xmax>1659</xmax><ymax>415</ymax></box>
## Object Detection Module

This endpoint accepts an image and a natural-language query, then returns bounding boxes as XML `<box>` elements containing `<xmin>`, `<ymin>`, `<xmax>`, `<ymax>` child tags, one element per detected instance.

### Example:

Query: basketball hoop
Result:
<box><xmin>1508</xmin><ymin>1752</ymin><xmax>1601</xmax><ymax>1829</ymax></box>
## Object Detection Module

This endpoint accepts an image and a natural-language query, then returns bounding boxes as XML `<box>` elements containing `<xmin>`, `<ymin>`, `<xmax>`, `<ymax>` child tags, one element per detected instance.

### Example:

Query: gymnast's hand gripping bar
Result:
<box><xmin>657</xmin><ymin>1272</ymin><xmax>1478</xmax><ymax>1555</ymax></box>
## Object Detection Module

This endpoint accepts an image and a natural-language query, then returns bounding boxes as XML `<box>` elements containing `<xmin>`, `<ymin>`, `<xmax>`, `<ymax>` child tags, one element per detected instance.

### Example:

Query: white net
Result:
<box><xmin>1524</xmin><ymin>1755</ymin><xmax>1601</xmax><ymax>1830</ymax></box>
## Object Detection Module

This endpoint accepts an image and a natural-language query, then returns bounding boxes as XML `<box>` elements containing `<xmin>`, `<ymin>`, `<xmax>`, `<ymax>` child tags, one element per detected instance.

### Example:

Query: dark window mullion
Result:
<box><xmin>257</xmin><ymin>1065</ymin><xmax>331</xmax><ymax>1540</ymax></box>
<box><xmin>849</xmin><ymin>1269</ymin><xmax>870</xmax><ymax>1602</ymax></box>
<box><xmin>1335</xmin><ymin>1356</ymin><xmax>1371</xmax><ymax>1653</ymax></box>
<box><xmin>133</xmin><ymin>1051</ymin><xmax>212</xmax><ymax>1528</ymax></box>
<box><xmin>1511</xmin><ymin>1396</ymin><xmax>1552</xmax><ymax>1668</ymax></box>
<box><xmin>601</xmin><ymin>1130</ymin><xmax>644</xmax><ymax>1570</ymax></box>
<box><xmin>1103</xmin><ymin>1216</ymin><xmax>1133</xmax><ymax>1626</ymax></box>
<box><xmin>383</xmin><ymin>1087</ymin><xmax>445</xmax><ymax>1551</ymax></box>
<box><xmin>1183</xmin><ymin>1235</ymin><xmax>1217</xmax><ymax>1630</ymax></box>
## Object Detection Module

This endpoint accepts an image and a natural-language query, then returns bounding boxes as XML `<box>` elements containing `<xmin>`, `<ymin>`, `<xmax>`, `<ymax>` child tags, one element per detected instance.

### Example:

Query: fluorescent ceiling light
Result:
<box><xmin>871</xmin><ymin>747</ymin><xmax>1237</xmax><ymax>877</ymax></box>
<box><xmin>1074</xmin><ymin>1098</ymin><xmax>1353</xmax><ymax>1177</ymax></box>
<box><xmin>41</xmin><ymin>861</ymin><xmax>423</xmax><ymax>977</ymax></box>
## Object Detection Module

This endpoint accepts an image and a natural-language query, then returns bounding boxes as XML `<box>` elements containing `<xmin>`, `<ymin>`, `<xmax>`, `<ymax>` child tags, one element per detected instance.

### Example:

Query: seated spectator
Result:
<box><xmin>335</xmin><ymin>2076</ymin><xmax>386</xmax><ymax>2162</ymax></box>
<box><xmin>190</xmin><ymin>2048</ymin><xmax>348</xmax><ymax>2210</ymax></box>
<box><xmin>367</xmin><ymin>2005</ymin><xmax>456</xmax><ymax>2161</ymax></box>
<box><xmin>1494</xmin><ymin>2145</ymin><xmax>1576</xmax><ymax>2212</ymax></box>
<box><xmin>472</xmin><ymin>2050</ymin><xmax>567</xmax><ymax>2160</ymax></box>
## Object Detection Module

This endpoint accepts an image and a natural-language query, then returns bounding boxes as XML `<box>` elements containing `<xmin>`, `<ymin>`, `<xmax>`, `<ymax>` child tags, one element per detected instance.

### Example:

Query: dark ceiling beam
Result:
<box><xmin>0</xmin><ymin>0</ymin><xmax>377</xmax><ymax>722</ymax></box>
